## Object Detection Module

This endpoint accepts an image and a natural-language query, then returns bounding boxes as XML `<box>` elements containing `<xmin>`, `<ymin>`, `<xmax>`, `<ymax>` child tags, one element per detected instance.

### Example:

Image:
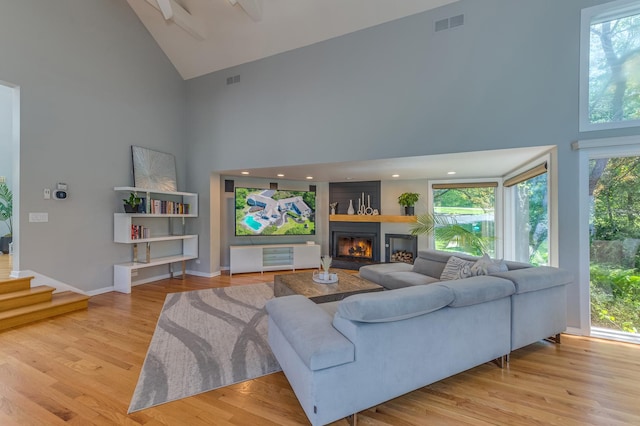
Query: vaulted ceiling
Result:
<box><xmin>127</xmin><ymin>0</ymin><xmax>460</xmax><ymax>80</ymax></box>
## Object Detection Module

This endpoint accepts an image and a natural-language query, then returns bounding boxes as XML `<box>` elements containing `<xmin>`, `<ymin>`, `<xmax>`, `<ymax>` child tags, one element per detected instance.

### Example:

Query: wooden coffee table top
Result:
<box><xmin>274</xmin><ymin>270</ymin><xmax>383</xmax><ymax>303</ymax></box>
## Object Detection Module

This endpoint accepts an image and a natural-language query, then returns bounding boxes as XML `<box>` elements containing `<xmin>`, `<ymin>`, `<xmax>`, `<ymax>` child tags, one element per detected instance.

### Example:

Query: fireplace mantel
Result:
<box><xmin>329</xmin><ymin>214</ymin><xmax>416</xmax><ymax>223</ymax></box>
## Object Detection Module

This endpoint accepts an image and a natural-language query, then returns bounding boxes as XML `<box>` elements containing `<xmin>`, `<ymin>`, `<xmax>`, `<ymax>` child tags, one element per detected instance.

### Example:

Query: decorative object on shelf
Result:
<box><xmin>0</xmin><ymin>182</ymin><xmax>13</xmax><ymax>254</ymax></box>
<box><xmin>312</xmin><ymin>270</ymin><xmax>339</xmax><ymax>284</ymax></box>
<box><xmin>330</xmin><ymin>202</ymin><xmax>338</xmax><ymax>215</ymax></box>
<box><xmin>398</xmin><ymin>192</ymin><xmax>420</xmax><ymax>216</ymax></box>
<box><xmin>123</xmin><ymin>192</ymin><xmax>143</xmax><ymax>213</ymax></box>
<box><xmin>320</xmin><ymin>255</ymin><xmax>332</xmax><ymax>279</ymax></box>
<box><xmin>356</xmin><ymin>192</ymin><xmax>376</xmax><ymax>215</ymax></box>
<box><xmin>347</xmin><ymin>199</ymin><xmax>355</xmax><ymax>215</ymax></box>
<box><xmin>132</xmin><ymin>146</ymin><xmax>177</xmax><ymax>192</ymax></box>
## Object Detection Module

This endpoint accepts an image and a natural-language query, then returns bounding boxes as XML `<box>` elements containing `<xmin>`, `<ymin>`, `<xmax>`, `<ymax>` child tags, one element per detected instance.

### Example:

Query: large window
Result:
<box><xmin>431</xmin><ymin>182</ymin><xmax>497</xmax><ymax>257</ymax></box>
<box><xmin>581</xmin><ymin>0</ymin><xmax>640</xmax><ymax>131</ymax></box>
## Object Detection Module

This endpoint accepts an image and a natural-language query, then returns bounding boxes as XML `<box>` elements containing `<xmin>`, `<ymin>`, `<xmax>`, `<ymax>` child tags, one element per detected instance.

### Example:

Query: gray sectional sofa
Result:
<box><xmin>265</xmin><ymin>249</ymin><xmax>573</xmax><ymax>426</ymax></box>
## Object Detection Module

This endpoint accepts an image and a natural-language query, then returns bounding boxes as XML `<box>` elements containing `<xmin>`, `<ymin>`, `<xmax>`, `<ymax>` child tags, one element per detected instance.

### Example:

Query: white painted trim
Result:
<box><xmin>564</xmin><ymin>327</ymin><xmax>587</xmax><ymax>336</ymax></box>
<box><xmin>186</xmin><ymin>269</ymin><xmax>219</xmax><ymax>278</ymax></box>
<box><xmin>591</xmin><ymin>327</ymin><xmax>640</xmax><ymax>344</ymax></box>
<box><xmin>572</xmin><ymin>135</ymin><xmax>640</xmax><ymax>150</ymax></box>
<box><xmin>11</xmin><ymin>270</ymin><xmax>88</xmax><ymax>296</ymax></box>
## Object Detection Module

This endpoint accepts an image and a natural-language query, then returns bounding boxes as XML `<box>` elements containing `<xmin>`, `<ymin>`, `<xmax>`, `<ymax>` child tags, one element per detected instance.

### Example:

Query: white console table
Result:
<box><xmin>229</xmin><ymin>244</ymin><xmax>321</xmax><ymax>275</ymax></box>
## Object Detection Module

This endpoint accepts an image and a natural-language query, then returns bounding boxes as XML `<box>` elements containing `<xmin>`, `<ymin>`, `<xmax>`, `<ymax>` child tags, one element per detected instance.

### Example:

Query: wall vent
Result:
<box><xmin>435</xmin><ymin>14</ymin><xmax>464</xmax><ymax>32</ymax></box>
<box><xmin>226</xmin><ymin>75</ymin><xmax>241</xmax><ymax>85</ymax></box>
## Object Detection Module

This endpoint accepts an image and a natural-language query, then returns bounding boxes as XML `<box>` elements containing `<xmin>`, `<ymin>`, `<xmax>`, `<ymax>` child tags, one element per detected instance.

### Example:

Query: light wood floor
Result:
<box><xmin>0</xmin><ymin>270</ymin><xmax>639</xmax><ymax>425</ymax></box>
<box><xmin>0</xmin><ymin>253</ymin><xmax>11</xmax><ymax>279</ymax></box>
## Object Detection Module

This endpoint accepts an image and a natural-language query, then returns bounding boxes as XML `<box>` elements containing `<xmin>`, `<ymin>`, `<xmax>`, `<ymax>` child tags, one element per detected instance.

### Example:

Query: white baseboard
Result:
<box><xmin>563</xmin><ymin>327</ymin><xmax>586</xmax><ymax>336</ymax></box>
<box><xmin>11</xmin><ymin>270</ymin><xmax>88</xmax><ymax>296</ymax></box>
<box><xmin>186</xmin><ymin>269</ymin><xmax>220</xmax><ymax>278</ymax></box>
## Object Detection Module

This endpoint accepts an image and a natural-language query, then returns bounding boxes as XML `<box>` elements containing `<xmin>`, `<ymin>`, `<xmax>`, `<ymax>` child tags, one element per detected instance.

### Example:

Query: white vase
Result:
<box><xmin>347</xmin><ymin>199</ymin><xmax>355</xmax><ymax>215</ymax></box>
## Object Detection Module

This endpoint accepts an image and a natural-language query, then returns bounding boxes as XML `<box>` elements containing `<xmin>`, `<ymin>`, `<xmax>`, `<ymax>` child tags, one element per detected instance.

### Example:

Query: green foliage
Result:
<box><xmin>410</xmin><ymin>213</ymin><xmax>492</xmax><ymax>256</ymax></box>
<box><xmin>590</xmin><ymin>264</ymin><xmax>640</xmax><ymax>333</ymax></box>
<box><xmin>589</xmin><ymin>14</ymin><xmax>640</xmax><ymax>124</ymax></box>
<box><xmin>235</xmin><ymin>188</ymin><xmax>249</xmax><ymax>209</ymax></box>
<box><xmin>123</xmin><ymin>192</ymin><xmax>142</xmax><ymax>208</ymax></box>
<box><xmin>0</xmin><ymin>183</ymin><xmax>13</xmax><ymax>236</ymax></box>
<box><xmin>397</xmin><ymin>192</ymin><xmax>420</xmax><ymax>207</ymax></box>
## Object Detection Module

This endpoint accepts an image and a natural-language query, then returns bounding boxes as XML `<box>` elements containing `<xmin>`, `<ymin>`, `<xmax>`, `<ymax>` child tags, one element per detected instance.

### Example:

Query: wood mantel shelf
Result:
<box><xmin>330</xmin><ymin>214</ymin><xmax>417</xmax><ymax>223</ymax></box>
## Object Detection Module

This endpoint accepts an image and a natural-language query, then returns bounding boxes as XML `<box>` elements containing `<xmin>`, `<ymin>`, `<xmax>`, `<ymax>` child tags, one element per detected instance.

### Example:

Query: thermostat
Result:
<box><xmin>53</xmin><ymin>182</ymin><xmax>68</xmax><ymax>200</ymax></box>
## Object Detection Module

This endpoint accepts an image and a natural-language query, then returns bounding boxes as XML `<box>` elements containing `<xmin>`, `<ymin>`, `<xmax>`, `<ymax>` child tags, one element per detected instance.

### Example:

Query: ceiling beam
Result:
<box><xmin>227</xmin><ymin>0</ymin><xmax>263</xmax><ymax>22</ymax></box>
<box><xmin>145</xmin><ymin>0</ymin><xmax>206</xmax><ymax>40</ymax></box>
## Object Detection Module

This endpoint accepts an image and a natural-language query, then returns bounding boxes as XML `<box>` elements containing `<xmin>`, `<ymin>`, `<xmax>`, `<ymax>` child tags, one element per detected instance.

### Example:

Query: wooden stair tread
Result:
<box><xmin>0</xmin><ymin>285</ymin><xmax>55</xmax><ymax>302</ymax></box>
<box><xmin>0</xmin><ymin>276</ymin><xmax>35</xmax><ymax>294</ymax></box>
<box><xmin>0</xmin><ymin>291</ymin><xmax>89</xmax><ymax>331</ymax></box>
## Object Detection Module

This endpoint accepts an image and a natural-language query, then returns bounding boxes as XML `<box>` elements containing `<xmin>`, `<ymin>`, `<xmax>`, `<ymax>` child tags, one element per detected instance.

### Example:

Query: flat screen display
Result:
<box><xmin>234</xmin><ymin>187</ymin><xmax>316</xmax><ymax>236</ymax></box>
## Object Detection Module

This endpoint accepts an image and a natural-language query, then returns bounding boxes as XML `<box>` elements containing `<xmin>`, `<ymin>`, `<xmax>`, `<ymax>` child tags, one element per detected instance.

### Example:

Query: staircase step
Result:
<box><xmin>0</xmin><ymin>286</ymin><xmax>55</xmax><ymax>312</ymax></box>
<box><xmin>0</xmin><ymin>291</ymin><xmax>90</xmax><ymax>331</ymax></box>
<box><xmin>0</xmin><ymin>276</ymin><xmax>34</xmax><ymax>294</ymax></box>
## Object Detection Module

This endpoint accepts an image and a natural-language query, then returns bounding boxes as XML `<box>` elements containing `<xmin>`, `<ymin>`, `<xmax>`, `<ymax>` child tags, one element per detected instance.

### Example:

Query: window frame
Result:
<box><xmin>580</xmin><ymin>0</ymin><xmax>640</xmax><ymax>132</ymax></box>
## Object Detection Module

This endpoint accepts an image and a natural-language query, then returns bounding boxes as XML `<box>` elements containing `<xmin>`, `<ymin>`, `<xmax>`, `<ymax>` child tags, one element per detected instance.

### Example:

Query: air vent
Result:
<box><xmin>450</xmin><ymin>14</ymin><xmax>464</xmax><ymax>28</ymax></box>
<box><xmin>226</xmin><ymin>75</ymin><xmax>241</xmax><ymax>85</ymax></box>
<box><xmin>435</xmin><ymin>14</ymin><xmax>464</xmax><ymax>32</ymax></box>
<box><xmin>435</xmin><ymin>18</ymin><xmax>449</xmax><ymax>32</ymax></box>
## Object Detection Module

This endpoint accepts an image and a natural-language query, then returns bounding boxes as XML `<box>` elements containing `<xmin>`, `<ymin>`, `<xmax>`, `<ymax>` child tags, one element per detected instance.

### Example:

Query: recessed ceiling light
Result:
<box><xmin>392</xmin><ymin>174</ymin><xmax>400</xmax><ymax>178</ymax></box>
<box><xmin>345</xmin><ymin>177</ymin><xmax>353</xmax><ymax>180</ymax></box>
<box><xmin>447</xmin><ymin>171</ymin><xmax>456</xmax><ymax>175</ymax></box>
<box><xmin>241</xmin><ymin>171</ymin><xmax>250</xmax><ymax>175</ymax></box>
<box><xmin>306</xmin><ymin>176</ymin><xmax>313</xmax><ymax>180</ymax></box>
<box><xmin>277</xmin><ymin>173</ymin><xmax>284</xmax><ymax>177</ymax></box>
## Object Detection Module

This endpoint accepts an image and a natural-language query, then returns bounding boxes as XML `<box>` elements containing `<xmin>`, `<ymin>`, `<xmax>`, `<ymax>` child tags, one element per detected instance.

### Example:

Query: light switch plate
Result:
<box><xmin>29</xmin><ymin>212</ymin><xmax>48</xmax><ymax>222</ymax></box>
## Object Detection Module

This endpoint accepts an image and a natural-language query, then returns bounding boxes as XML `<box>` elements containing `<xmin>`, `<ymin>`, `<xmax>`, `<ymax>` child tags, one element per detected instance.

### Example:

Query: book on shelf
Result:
<box><xmin>149</xmin><ymin>199</ymin><xmax>190</xmax><ymax>215</ymax></box>
<box><xmin>130</xmin><ymin>225</ymin><xmax>150</xmax><ymax>240</ymax></box>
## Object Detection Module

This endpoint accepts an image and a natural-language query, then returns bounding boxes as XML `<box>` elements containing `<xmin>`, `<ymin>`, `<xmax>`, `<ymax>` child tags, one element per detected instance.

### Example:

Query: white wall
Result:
<box><xmin>0</xmin><ymin>84</ymin><xmax>12</xmax><ymax>237</ymax></box>
<box><xmin>0</xmin><ymin>0</ymin><xmax>185</xmax><ymax>292</ymax></box>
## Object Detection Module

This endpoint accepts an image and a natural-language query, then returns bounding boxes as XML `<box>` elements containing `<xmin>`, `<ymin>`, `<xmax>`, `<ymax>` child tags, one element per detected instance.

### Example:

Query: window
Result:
<box><xmin>504</xmin><ymin>163</ymin><xmax>549</xmax><ymax>265</ymax></box>
<box><xmin>431</xmin><ymin>182</ymin><xmax>498</xmax><ymax>257</ymax></box>
<box><xmin>580</xmin><ymin>0</ymin><xmax>640</xmax><ymax>131</ymax></box>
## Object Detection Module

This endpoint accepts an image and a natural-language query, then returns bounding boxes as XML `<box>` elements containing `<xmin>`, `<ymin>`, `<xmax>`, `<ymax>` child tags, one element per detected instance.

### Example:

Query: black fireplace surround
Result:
<box><xmin>330</xmin><ymin>221</ymin><xmax>380</xmax><ymax>270</ymax></box>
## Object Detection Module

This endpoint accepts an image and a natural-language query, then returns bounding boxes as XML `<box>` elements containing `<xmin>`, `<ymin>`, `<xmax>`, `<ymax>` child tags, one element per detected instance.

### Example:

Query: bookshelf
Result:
<box><xmin>113</xmin><ymin>187</ymin><xmax>198</xmax><ymax>293</ymax></box>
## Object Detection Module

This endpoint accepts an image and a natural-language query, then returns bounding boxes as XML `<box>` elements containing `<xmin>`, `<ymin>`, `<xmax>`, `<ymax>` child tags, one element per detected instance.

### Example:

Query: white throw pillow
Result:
<box><xmin>440</xmin><ymin>256</ymin><xmax>475</xmax><ymax>281</ymax></box>
<box><xmin>471</xmin><ymin>253</ymin><xmax>508</xmax><ymax>276</ymax></box>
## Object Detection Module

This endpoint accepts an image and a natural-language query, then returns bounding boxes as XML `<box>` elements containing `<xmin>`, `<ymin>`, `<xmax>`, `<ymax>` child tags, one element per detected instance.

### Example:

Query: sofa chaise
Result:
<box><xmin>266</xmin><ymin>249</ymin><xmax>573</xmax><ymax>425</ymax></box>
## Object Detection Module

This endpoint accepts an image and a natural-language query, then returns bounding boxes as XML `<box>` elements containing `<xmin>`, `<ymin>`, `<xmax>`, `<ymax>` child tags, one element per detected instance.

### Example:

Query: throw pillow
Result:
<box><xmin>440</xmin><ymin>256</ymin><xmax>475</xmax><ymax>281</ymax></box>
<box><xmin>471</xmin><ymin>253</ymin><xmax>508</xmax><ymax>276</ymax></box>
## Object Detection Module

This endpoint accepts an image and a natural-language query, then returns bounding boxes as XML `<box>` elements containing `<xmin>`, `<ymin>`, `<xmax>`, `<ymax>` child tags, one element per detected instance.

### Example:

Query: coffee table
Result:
<box><xmin>274</xmin><ymin>270</ymin><xmax>383</xmax><ymax>304</ymax></box>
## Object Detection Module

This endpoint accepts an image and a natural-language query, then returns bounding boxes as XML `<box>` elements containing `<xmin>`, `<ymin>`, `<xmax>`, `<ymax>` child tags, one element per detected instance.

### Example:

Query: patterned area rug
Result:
<box><xmin>128</xmin><ymin>283</ymin><xmax>280</xmax><ymax>412</ymax></box>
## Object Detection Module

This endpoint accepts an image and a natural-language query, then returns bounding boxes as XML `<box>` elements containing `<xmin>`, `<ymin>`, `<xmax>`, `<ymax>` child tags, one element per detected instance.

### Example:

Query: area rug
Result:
<box><xmin>128</xmin><ymin>283</ymin><xmax>280</xmax><ymax>412</ymax></box>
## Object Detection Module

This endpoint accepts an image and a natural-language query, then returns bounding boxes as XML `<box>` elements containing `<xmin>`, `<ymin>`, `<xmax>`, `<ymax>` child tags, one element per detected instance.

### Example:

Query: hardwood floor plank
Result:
<box><xmin>0</xmin><ymin>271</ymin><xmax>638</xmax><ymax>425</ymax></box>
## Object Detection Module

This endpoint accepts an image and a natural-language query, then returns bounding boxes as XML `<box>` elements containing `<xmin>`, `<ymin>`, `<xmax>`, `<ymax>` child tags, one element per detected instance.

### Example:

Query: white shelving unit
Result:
<box><xmin>230</xmin><ymin>244</ymin><xmax>321</xmax><ymax>275</ymax></box>
<box><xmin>113</xmin><ymin>187</ymin><xmax>198</xmax><ymax>293</ymax></box>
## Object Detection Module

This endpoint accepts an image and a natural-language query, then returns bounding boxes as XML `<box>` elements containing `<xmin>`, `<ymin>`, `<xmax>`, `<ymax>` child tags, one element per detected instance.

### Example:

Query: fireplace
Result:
<box><xmin>329</xmin><ymin>221</ymin><xmax>380</xmax><ymax>270</ymax></box>
<box><xmin>385</xmin><ymin>234</ymin><xmax>418</xmax><ymax>264</ymax></box>
<box><xmin>334</xmin><ymin>232</ymin><xmax>375</xmax><ymax>261</ymax></box>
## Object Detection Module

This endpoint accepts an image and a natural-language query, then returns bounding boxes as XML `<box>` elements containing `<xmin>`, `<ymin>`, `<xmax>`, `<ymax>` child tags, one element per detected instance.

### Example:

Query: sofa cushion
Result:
<box><xmin>337</xmin><ymin>284</ymin><xmax>454</xmax><ymax>323</ymax></box>
<box><xmin>359</xmin><ymin>262</ymin><xmax>413</xmax><ymax>284</ymax></box>
<box><xmin>440</xmin><ymin>256</ymin><xmax>475</xmax><ymax>280</ymax></box>
<box><xmin>266</xmin><ymin>295</ymin><xmax>355</xmax><ymax>370</ymax></box>
<box><xmin>492</xmin><ymin>266</ymin><xmax>573</xmax><ymax>294</ymax></box>
<box><xmin>381</xmin><ymin>271</ymin><xmax>440</xmax><ymax>289</ymax></box>
<box><xmin>436</xmin><ymin>276</ymin><xmax>516</xmax><ymax>307</ymax></box>
<box><xmin>470</xmin><ymin>253</ymin><xmax>508</xmax><ymax>276</ymax></box>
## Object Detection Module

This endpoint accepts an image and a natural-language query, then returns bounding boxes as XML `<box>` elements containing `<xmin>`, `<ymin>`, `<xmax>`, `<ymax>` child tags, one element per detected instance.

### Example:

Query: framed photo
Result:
<box><xmin>131</xmin><ymin>146</ymin><xmax>177</xmax><ymax>192</ymax></box>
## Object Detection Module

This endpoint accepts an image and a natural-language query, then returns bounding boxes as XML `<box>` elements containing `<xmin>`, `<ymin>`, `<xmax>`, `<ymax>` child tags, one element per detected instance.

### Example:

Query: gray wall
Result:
<box><xmin>186</xmin><ymin>0</ymin><xmax>640</xmax><ymax>330</ymax></box>
<box><xmin>0</xmin><ymin>84</ymin><xmax>11</xmax><ymax>237</ymax></box>
<box><xmin>0</xmin><ymin>0</ymin><xmax>185</xmax><ymax>292</ymax></box>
